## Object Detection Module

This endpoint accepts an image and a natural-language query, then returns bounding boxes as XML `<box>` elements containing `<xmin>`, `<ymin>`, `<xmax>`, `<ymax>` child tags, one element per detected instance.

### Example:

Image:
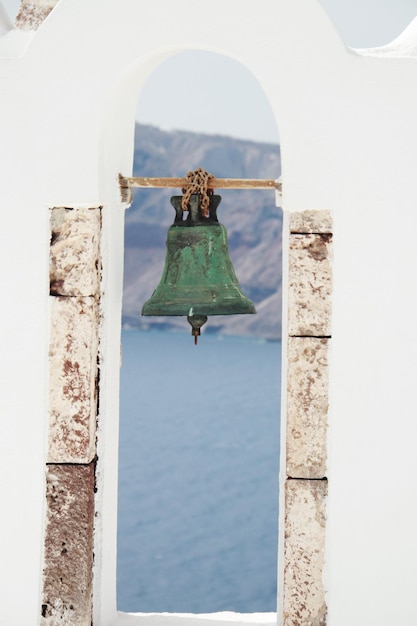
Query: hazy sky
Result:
<box><xmin>2</xmin><ymin>0</ymin><xmax>417</xmax><ymax>142</ymax></box>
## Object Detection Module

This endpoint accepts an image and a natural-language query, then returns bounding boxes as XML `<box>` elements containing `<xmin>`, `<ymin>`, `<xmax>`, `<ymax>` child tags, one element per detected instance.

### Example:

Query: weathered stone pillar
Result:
<box><xmin>283</xmin><ymin>210</ymin><xmax>332</xmax><ymax>625</ymax></box>
<box><xmin>41</xmin><ymin>207</ymin><xmax>101</xmax><ymax>625</ymax></box>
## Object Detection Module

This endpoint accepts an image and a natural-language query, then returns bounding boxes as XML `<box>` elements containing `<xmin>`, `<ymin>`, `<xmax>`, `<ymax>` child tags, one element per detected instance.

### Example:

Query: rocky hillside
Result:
<box><xmin>123</xmin><ymin>124</ymin><xmax>282</xmax><ymax>340</ymax></box>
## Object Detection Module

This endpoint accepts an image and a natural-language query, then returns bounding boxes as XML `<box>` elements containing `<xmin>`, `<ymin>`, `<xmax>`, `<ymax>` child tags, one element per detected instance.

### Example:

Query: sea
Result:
<box><xmin>117</xmin><ymin>329</ymin><xmax>282</xmax><ymax>614</ymax></box>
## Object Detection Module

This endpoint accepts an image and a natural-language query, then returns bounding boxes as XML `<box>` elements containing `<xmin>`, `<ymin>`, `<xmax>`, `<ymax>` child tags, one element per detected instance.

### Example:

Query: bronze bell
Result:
<box><xmin>142</xmin><ymin>192</ymin><xmax>256</xmax><ymax>343</ymax></box>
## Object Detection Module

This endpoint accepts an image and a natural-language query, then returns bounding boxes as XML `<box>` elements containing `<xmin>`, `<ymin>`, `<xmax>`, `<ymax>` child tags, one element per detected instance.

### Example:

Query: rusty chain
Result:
<box><xmin>181</xmin><ymin>167</ymin><xmax>215</xmax><ymax>217</ymax></box>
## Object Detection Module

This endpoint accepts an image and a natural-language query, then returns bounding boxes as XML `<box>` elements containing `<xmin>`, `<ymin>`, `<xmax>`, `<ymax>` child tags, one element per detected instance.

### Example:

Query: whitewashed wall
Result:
<box><xmin>1</xmin><ymin>0</ymin><xmax>417</xmax><ymax>624</ymax></box>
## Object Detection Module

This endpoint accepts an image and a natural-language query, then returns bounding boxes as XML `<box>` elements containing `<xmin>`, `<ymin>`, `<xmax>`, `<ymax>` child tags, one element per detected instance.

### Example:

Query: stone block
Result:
<box><xmin>41</xmin><ymin>463</ymin><xmax>94</xmax><ymax>626</ymax></box>
<box><xmin>289</xmin><ymin>210</ymin><xmax>332</xmax><ymax>234</ymax></box>
<box><xmin>284</xmin><ymin>478</ymin><xmax>327</xmax><ymax>626</ymax></box>
<box><xmin>15</xmin><ymin>0</ymin><xmax>59</xmax><ymax>30</ymax></box>
<box><xmin>286</xmin><ymin>337</ymin><xmax>329</xmax><ymax>479</ymax></box>
<box><xmin>288</xmin><ymin>233</ymin><xmax>332</xmax><ymax>337</ymax></box>
<box><xmin>50</xmin><ymin>207</ymin><xmax>101</xmax><ymax>297</ymax></box>
<box><xmin>48</xmin><ymin>296</ymin><xmax>98</xmax><ymax>463</ymax></box>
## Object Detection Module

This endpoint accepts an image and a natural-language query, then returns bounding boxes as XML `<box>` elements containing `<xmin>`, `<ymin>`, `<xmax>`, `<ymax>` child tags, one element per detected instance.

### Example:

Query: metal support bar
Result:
<box><xmin>118</xmin><ymin>173</ymin><xmax>282</xmax><ymax>204</ymax></box>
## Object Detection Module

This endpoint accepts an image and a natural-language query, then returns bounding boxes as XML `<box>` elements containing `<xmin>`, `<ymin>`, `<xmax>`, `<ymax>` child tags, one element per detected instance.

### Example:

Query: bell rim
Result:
<box><xmin>142</xmin><ymin>299</ymin><xmax>256</xmax><ymax>317</ymax></box>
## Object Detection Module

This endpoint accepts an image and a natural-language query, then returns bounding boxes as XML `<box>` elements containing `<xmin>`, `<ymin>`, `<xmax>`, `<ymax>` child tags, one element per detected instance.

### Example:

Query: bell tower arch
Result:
<box><xmin>6</xmin><ymin>1</ymin><xmax>417</xmax><ymax>626</ymax></box>
<box><xmin>1</xmin><ymin>0</ymin><xmax>343</xmax><ymax>623</ymax></box>
<box><xmin>94</xmin><ymin>5</ymin><xmax>340</xmax><ymax>623</ymax></box>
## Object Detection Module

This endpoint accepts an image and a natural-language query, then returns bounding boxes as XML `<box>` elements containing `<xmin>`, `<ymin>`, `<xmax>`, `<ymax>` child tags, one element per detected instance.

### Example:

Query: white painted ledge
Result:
<box><xmin>117</xmin><ymin>613</ymin><xmax>277</xmax><ymax>626</ymax></box>
<box><xmin>0</xmin><ymin>28</ymin><xmax>34</xmax><ymax>57</ymax></box>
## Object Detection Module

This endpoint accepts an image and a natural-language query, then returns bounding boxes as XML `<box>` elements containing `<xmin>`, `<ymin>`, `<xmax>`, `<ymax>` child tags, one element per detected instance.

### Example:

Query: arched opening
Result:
<box><xmin>117</xmin><ymin>50</ymin><xmax>282</xmax><ymax>614</ymax></box>
<box><xmin>319</xmin><ymin>0</ymin><xmax>417</xmax><ymax>48</ymax></box>
<box><xmin>0</xmin><ymin>0</ymin><xmax>20</xmax><ymax>24</ymax></box>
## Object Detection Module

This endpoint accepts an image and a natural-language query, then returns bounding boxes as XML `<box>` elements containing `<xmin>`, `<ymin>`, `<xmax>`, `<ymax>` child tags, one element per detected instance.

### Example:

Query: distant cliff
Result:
<box><xmin>123</xmin><ymin>124</ymin><xmax>282</xmax><ymax>339</ymax></box>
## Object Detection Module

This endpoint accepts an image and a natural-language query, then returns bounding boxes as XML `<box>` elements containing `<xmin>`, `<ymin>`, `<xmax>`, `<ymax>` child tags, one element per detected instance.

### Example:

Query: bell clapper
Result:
<box><xmin>187</xmin><ymin>315</ymin><xmax>208</xmax><ymax>345</ymax></box>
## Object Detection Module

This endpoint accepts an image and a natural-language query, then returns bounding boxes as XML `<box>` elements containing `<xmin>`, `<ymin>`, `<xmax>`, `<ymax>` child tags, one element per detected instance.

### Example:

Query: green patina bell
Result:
<box><xmin>142</xmin><ymin>193</ymin><xmax>256</xmax><ymax>343</ymax></box>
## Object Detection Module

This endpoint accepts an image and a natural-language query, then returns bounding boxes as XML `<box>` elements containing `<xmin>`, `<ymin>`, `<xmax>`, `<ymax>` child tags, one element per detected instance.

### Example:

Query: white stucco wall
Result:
<box><xmin>1</xmin><ymin>1</ymin><xmax>417</xmax><ymax>625</ymax></box>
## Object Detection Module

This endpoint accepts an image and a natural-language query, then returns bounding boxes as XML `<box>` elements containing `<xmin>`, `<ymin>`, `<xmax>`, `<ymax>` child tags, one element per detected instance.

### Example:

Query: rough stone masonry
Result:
<box><xmin>42</xmin><ymin>207</ymin><xmax>101</xmax><ymax>626</ymax></box>
<box><xmin>283</xmin><ymin>210</ymin><xmax>332</xmax><ymax>626</ymax></box>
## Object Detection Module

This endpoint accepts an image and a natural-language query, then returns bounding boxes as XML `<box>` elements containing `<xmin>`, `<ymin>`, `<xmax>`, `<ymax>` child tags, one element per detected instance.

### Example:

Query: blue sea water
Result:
<box><xmin>117</xmin><ymin>329</ymin><xmax>281</xmax><ymax>614</ymax></box>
